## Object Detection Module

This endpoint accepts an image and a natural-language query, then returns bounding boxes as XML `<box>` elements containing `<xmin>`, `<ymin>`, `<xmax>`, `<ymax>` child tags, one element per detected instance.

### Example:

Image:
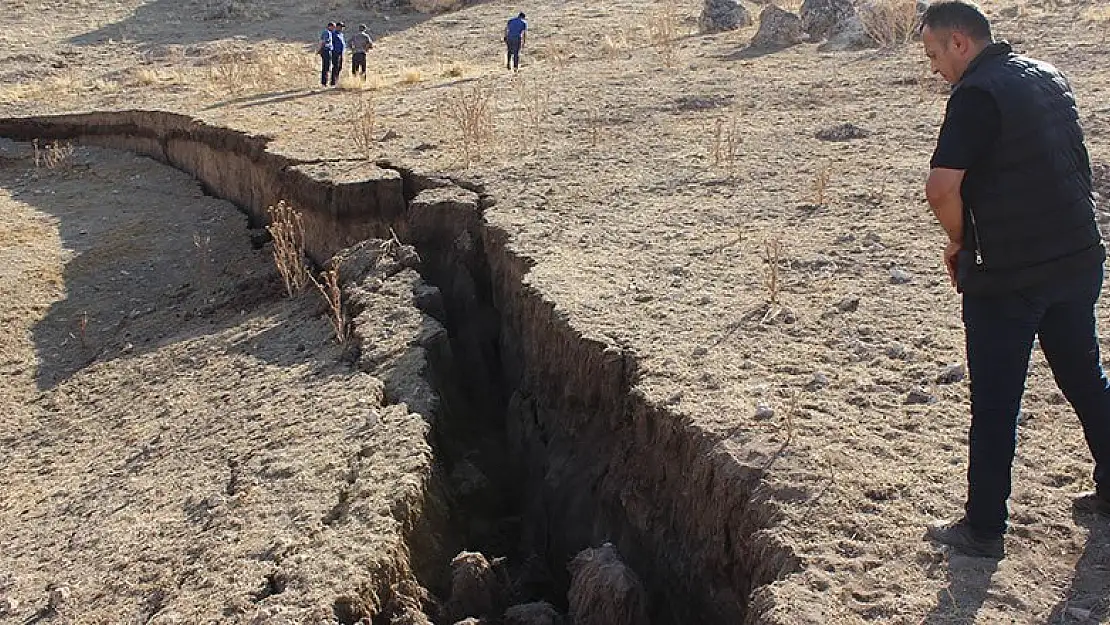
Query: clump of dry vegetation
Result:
<box><xmin>711</xmin><ymin>115</ymin><xmax>741</xmax><ymax>178</ymax></box>
<box><xmin>266</xmin><ymin>200</ymin><xmax>309</xmax><ymax>297</ymax></box>
<box><xmin>310</xmin><ymin>262</ymin><xmax>347</xmax><ymax>344</ymax></box>
<box><xmin>32</xmin><ymin>139</ymin><xmax>75</xmax><ymax>170</ymax></box>
<box><xmin>811</xmin><ymin>162</ymin><xmax>832</xmax><ymax>207</ymax></box>
<box><xmin>440</xmin><ymin>84</ymin><xmax>496</xmax><ymax>168</ymax></box>
<box><xmin>859</xmin><ymin>0</ymin><xmax>921</xmax><ymax>48</ymax></box>
<box><xmin>516</xmin><ymin>77</ymin><xmax>552</xmax><ymax>149</ymax></box>
<box><xmin>762</xmin><ymin>236</ymin><xmax>785</xmax><ymax>310</ymax></box>
<box><xmin>647</xmin><ymin>0</ymin><xmax>682</xmax><ymax>67</ymax></box>
<box><xmin>350</xmin><ymin>95</ymin><xmax>378</xmax><ymax>160</ymax></box>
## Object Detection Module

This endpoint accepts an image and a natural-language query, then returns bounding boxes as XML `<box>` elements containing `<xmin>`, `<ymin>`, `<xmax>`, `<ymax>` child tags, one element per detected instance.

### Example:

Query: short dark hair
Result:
<box><xmin>518</xmin><ymin>12</ymin><xmax>526</xmax><ymax>18</ymax></box>
<box><xmin>327</xmin><ymin>22</ymin><xmax>335</xmax><ymax>27</ymax></box>
<box><xmin>921</xmin><ymin>1</ymin><xmax>992</xmax><ymax>42</ymax></box>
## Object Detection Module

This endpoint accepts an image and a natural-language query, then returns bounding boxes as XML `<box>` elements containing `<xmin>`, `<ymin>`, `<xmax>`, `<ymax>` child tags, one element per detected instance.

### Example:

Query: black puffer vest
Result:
<box><xmin>955</xmin><ymin>42</ymin><xmax>1103</xmax><ymax>295</ymax></box>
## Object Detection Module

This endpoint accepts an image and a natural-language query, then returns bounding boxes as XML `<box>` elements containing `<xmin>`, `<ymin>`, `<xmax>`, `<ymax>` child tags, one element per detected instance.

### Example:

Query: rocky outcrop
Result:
<box><xmin>750</xmin><ymin>5</ymin><xmax>804</xmax><ymax>49</ymax></box>
<box><xmin>800</xmin><ymin>0</ymin><xmax>855</xmax><ymax>40</ymax></box>
<box><xmin>700</xmin><ymin>0</ymin><xmax>753</xmax><ymax>33</ymax></box>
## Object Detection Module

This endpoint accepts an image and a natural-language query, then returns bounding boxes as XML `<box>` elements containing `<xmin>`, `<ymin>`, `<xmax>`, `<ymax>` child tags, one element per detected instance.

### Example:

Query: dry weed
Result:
<box><xmin>585</xmin><ymin>107</ymin><xmax>605</xmax><ymax>148</ymax></box>
<box><xmin>859</xmin><ymin>0</ymin><xmax>920</xmax><ymax>48</ymax></box>
<box><xmin>409</xmin><ymin>0</ymin><xmax>463</xmax><ymax>13</ymax></box>
<box><xmin>440</xmin><ymin>85</ymin><xmax>495</xmax><ymax>168</ymax></box>
<box><xmin>32</xmin><ymin>139</ymin><xmax>75</xmax><ymax>170</ymax></box>
<box><xmin>647</xmin><ymin>0</ymin><xmax>682</xmax><ymax>67</ymax></box>
<box><xmin>193</xmin><ymin>231</ymin><xmax>212</xmax><ymax>296</ymax></box>
<box><xmin>762</xmin><ymin>237</ymin><xmax>785</xmax><ymax>309</ymax></box>
<box><xmin>350</xmin><ymin>95</ymin><xmax>378</xmax><ymax>159</ymax></box>
<box><xmin>516</xmin><ymin>77</ymin><xmax>552</xmax><ymax>143</ymax></box>
<box><xmin>711</xmin><ymin>115</ymin><xmax>741</xmax><ymax>178</ymax></box>
<box><xmin>310</xmin><ymin>263</ymin><xmax>347</xmax><ymax>344</ymax></box>
<box><xmin>812</xmin><ymin>162</ymin><xmax>832</xmax><ymax>207</ymax></box>
<box><xmin>602</xmin><ymin>33</ymin><xmax>630</xmax><ymax>58</ymax></box>
<box><xmin>401</xmin><ymin>68</ymin><xmax>424</xmax><ymax>84</ymax></box>
<box><xmin>77</xmin><ymin>311</ymin><xmax>88</xmax><ymax>350</ymax></box>
<box><xmin>266</xmin><ymin>200</ymin><xmax>309</xmax><ymax>297</ymax></box>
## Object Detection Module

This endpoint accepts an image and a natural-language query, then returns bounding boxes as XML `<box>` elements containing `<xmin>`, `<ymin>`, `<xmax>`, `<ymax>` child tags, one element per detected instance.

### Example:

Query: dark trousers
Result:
<box><xmin>352</xmin><ymin>52</ymin><xmax>367</xmax><ymax>77</ymax></box>
<box><xmin>319</xmin><ymin>49</ymin><xmax>332</xmax><ymax>86</ymax></box>
<box><xmin>506</xmin><ymin>38</ymin><xmax>522</xmax><ymax>69</ymax></box>
<box><xmin>963</xmin><ymin>261</ymin><xmax>1110</xmax><ymax>536</ymax></box>
<box><xmin>330</xmin><ymin>50</ymin><xmax>343</xmax><ymax>85</ymax></box>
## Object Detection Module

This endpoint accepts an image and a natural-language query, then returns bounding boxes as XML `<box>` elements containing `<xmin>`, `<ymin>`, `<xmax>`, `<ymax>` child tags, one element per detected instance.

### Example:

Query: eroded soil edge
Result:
<box><xmin>0</xmin><ymin>112</ymin><xmax>799</xmax><ymax>624</ymax></box>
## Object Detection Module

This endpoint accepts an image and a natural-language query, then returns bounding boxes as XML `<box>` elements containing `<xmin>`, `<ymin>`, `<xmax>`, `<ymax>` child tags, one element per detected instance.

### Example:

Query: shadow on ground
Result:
<box><xmin>68</xmin><ymin>0</ymin><xmax>430</xmax><ymax>49</ymax></box>
<box><xmin>0</xmin><ymin>144</ymin><xmax>336</xmax><ymax>389</ymax></box>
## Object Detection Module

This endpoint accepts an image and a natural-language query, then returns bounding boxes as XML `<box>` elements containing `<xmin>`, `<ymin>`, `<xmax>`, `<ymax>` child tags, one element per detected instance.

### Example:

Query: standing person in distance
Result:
<box><xmin>503</xmin><ymin>12</ymin><xmax>527</xmax><ymax>72</ymax></box>
<box><xmin>329</xmin><ymin>22</ymin><xmax>347</xmax><ymax>86</ymax></box>
<box><xmin>350</xmin><ymin>24</ymin><xmax>374</xmax><ymax>81</ymax></box>
<box><xmin>318</xmin><ymin>22</ymin><xmax>335</xmax><ymax>87</ymax></box>
<box><xmin>922</xmin><ymin>0</ymin><xmax>1110</xmax><ymax>559</ymax></box>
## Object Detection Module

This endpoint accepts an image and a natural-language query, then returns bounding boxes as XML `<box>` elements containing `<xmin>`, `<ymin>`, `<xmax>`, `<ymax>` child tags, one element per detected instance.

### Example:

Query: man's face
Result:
<box><xmin>922</xmin><ymin>25</ymin><xmax>964</xmax><ymax>85</ymax></box>
<box><xmin>327</xmin><ymin>25</ymin><xmax>334</xmax><ymax>31</ymax></box>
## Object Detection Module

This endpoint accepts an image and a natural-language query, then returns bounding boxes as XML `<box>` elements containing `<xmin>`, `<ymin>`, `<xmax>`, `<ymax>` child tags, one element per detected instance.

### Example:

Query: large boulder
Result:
<box><xmin>800</xmin><ymin>0</ymin><xmax>856</xmax><ymax>40</ymax></box>
<box><xmin>750</xmin><ymin>5</ymin><xmax>804</xmax><ymax>49</ymax></box>
<box><xmin>699</xmin><ymin>0</ymin><xmax>753</xmax><ymax>33</ymax></box>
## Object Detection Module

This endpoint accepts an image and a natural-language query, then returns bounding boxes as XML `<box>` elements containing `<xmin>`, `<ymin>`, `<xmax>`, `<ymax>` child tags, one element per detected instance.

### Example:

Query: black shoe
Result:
<box><xmin>926</xmin><ymin>518</ymin><xmax>1005</xmax><ymax>559</ymax></box>
<box><xmin>1075</xmin><ymin>491</ymin><xmax>1110</xmax><ymax>516</ymax></box>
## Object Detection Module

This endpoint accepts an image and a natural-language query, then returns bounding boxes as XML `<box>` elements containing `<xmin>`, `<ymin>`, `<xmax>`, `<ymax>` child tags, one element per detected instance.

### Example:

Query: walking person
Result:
<box><xmin>350</xmin><ymin>24</ymin><xmax>374</xmax><ymax>81</ymax></box>
<box><xmin>318</xmin><ymin>22</ymin><xmax>335</xmax><ymax>87</ymax></box>
<box><xmin>329</xmin><ymin>22</ymin><xmax>347</xmax><ymax>86</ymax></box>
<box><xmin>503</xmin><ymin>12</ymin><xmax>527</xmax><ymax>71</ymax></box>
<box><xmin>922</xmin><ymin>0</ymin><xmax>1110</xmax><ymax>559</ymax></box>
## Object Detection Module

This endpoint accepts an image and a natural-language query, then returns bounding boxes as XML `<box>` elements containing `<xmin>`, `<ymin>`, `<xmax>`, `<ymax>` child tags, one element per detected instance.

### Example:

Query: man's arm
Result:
<box><xmin>926</xmin><ymin>167</ymin><xmax>965</xmax><ymax>244</ymax></box>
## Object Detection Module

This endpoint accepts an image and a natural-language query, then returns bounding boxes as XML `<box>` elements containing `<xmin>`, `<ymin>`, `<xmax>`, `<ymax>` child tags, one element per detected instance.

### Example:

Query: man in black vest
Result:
<box><xmin>922</xmin><ymin>0</ymin><xmax>1110</xmax><ymax>558</ymax></box>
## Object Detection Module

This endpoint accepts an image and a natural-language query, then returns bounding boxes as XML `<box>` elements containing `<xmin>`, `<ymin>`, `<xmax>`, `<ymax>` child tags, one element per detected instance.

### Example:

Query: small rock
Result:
<box><xmin>815</xmin><ymin>122</ymin><xmax>870</xmax><ymax>142</ymax></box>
<box><xmin>885</xmin><ymin>343</ymin><xmax>908</xmax><ymax>360</ymax></box>
<box><xmin>836</xmin><ymin>296</ymin><xmax>860</xmax><ymax>313</ymax></box>
<box><xmin>905</xmin><ymin>388</ymin><xmax>935</xmax><ymax>405</ymax></box>
<box><xmin>380</xmin><ymin>129</ymin><xmax>401</xmax><ymax>141</ymax></box>
<box><xmin>692</xmin><ymin>346</ymin><xmax>708</xmax><ymax>357</ymax></box>
<box><xmin>0</xmin><ymin>597</ymin><xmax>18</xmax><ymax>615</ymax></box>
<box><xmin>504</xmin><ymin>601</ymin><xmax>564</xmax><ymax>625</ymax></box>
<box><xmin>750</xmin><ymin>5</ymin><xmax>804</xmax><ymax>49</ymax></box>
<box><xmin>411</xmin><ymin>142</ymin><xmax>437</xmax><ymax>152</ymax></box>
<box><xmin>48</xmin><ymin>586</ymin><xmax>70</xmax><ymax>612</ymax></box>
<box><xmin>807</xmin><ymin>371</ymin><xmax>829</xmax><ymax>390</ymax></box>
<box><xmin>936</xmin><ymin>364</ymin><xmax>966</xmax><ymax>385</ymax></box>
<box><xmin>755</xmin><ymin>402</ymin><xmax>775</xmax><ymax>419</ymax></box>
<box><xmin>889</xmin><ymin>268</ymin><xmax>912</xmax><ymax>284</ymax></box>
<box><xmin>1065</xmin><ymin>607</ymin><xmax>1093</xmax><ymax>620</ymax></box>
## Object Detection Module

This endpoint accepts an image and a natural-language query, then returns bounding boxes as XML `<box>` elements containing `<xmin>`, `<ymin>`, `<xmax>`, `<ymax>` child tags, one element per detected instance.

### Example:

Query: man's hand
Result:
<box><xmin>944</xmin><ymin>240</ymin><xmax>961</xmax><ymax>287</ymax></box>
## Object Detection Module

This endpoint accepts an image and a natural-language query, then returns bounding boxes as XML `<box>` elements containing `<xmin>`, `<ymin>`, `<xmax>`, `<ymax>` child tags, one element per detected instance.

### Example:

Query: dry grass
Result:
<box><xmin>401</xmin><ymin>68</ymin><xmax>424</xmax><ymax>84</ymax></box>
<box><xmin>762</xmin><ymin>237</ymin><xmax>785</xmax><ymax>309</ymax></box>
<box><xmin>266</xmin><ymin>200</ymin><xmax>308</xmax><ymax>297</ymax></box>
<box><xmin>516</xmin><ymin>77</ymin><xmax>552</xmax><ymax>147</ymax></box>
<box><xmin>439</xmin><ymin>85</ymin><xmax>495</xmax><ymax>168</ymax></box>
<box><xmin>585</xmin><ymin>106</ymin><xmax>605</xmax><ymax>148</ymax></box>
<box><xmin>711</xmin><ymin>115</ymin><xmax>741</xmax><ymax>178</ymax></box>
<box><xmin>409</xmin><ymin>0</ymin><xmax>462</xmax><ymax>13</ymax></box>
<box><xmin>647</xmin><ymin>0</ymin><xmax>682</xmax><ymax>67</ymax></box>
<box><xmin>310</xmin><ymin>262</ymin><xmax>347</xmax><ymax>344</ymax></box>
<box><xmin>32</xmin><ymin>140</ymin><xmax>75</xmax><ymax>170</ymax></box>
<box><xmin>811</xmin><ymin>162</ymin><xmax>832</xmax><ymax>207</ymax></box>
<box><xmin>602</xmin><ymin>33</ymin><xmax>630</xmax><ymax>58</ymax></box>
<box><xmin>859</xmin><ymin>0</ymin><xmax>921</xmax><ymax>48</ymax></box>
<box><xmin>350</xmin><ymin>95</ymin><xmax>377</xmax><ymax>160</ymax></box>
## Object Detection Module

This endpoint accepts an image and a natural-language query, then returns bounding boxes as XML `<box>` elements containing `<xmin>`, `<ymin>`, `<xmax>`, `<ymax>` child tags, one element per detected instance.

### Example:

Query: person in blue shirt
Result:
<box><xmin>318</xmin><ymin>22</ymin><xmax>335</xmax><ymax>87</ymax></box>
<box><xmin>329</xmin><ymin>22</ymin><xmax>347</xmax><ymax>86</ymax></box>
<box><xmin>503</xmin><ymin>12</ymin><xmax>527</xmax><ymax>71</ymax></box>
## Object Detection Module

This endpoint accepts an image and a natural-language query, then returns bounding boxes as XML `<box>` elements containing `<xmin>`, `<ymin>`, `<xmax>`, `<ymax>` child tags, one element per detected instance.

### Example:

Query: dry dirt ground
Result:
<box><xmin>0</xmin><ymin>142</ymin><xmax>442</xmax><ymax>623</ymax></box>
<box><xmin>2</xmin><ymin>0</ymin><xmax>1110</xmax><ymax>622</ymax></box>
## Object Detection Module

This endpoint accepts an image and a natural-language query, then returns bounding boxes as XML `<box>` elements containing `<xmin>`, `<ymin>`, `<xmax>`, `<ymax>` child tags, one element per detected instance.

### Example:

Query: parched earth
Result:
<box><xmin>0</xmin><ymin>142</ymin><xmax>444</xmax><ymax>623</ymax></box>
<box><xmin>2</xmin><ymin>0</ymin><xmax>1110</xmax><ymax>622</ymax></box>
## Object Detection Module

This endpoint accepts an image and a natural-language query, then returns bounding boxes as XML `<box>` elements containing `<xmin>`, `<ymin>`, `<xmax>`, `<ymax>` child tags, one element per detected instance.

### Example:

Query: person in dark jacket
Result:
<box><xmin>922</xmin><ymin>0</ymin><xmax>1110</xmax><ymax>559</ymax></box>
<box><xmin>330</xmin><ymin>22</ymin><xmax>347</xmax><ymax>86</ymax></box>
<box><xmin>318</xmin><ymin>22</ymin><xmax>335</xmax><ymax>87</ymax></box>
